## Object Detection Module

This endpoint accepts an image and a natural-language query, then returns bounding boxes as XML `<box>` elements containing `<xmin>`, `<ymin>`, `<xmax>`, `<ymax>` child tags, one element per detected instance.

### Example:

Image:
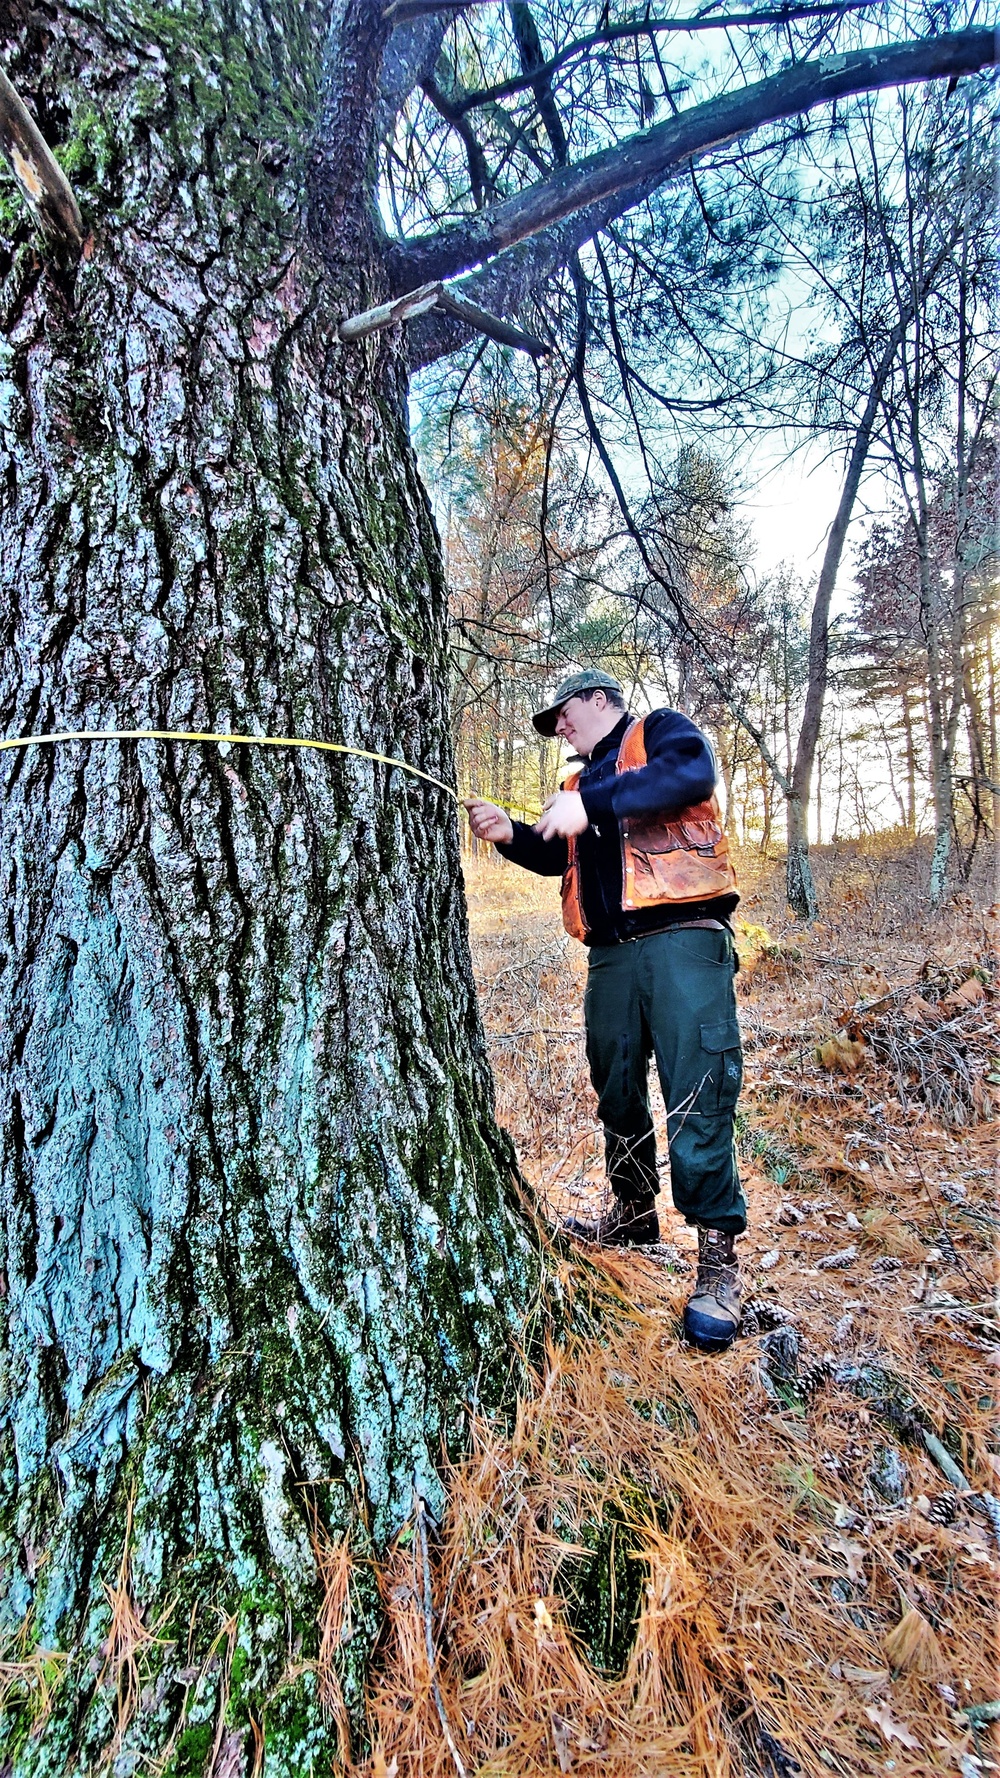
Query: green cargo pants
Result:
<box><xmin>583</xmin><ymin>926</ymin><xmax>747</xmax><ymax>1235</ymax></box>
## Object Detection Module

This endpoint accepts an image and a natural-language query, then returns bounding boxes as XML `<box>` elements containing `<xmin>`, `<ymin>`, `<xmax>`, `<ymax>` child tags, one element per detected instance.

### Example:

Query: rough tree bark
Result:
<box><xmin>0</xmin><ymin>3</ymin><xmax>537</xmax><ymax>1771</ymax></box>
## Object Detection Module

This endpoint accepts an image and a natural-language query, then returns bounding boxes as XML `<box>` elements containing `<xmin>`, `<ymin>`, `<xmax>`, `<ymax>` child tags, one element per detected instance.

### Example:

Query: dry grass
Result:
<box><xmin>0</xmin><ymin>1630</ymin><xmax>68</xmax><ymax>1739</ymax></box>
<box><xmin>313</xmin><ymin>1524</ymin><xmax>356</xmax><ymax>1763</ymax></box>
<box><xmin>98</xmin><ymin>1492</ymin><xmax>172</xmax><ymax>1751</ymax></box>
<box><xmin>349</xmin><ymin>846</ymin><xmax>999</xmax><ymax>1778</ymax></box>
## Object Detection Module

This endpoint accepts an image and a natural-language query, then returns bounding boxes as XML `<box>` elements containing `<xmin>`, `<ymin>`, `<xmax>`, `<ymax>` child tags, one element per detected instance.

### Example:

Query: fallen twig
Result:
<box><xmin>414</xmin><ymin>1491</ymin><xmax>467</xmax><ymax>1778</ymax></box>
<box><xmin>961</xmin><ymin>1700</ymin><xmax>1000</xmax><ymax>1726</ymax></box>
<box><xmin>921</xmin><ymin>1429</ymin><xmax>970</xmax><ymax>1492</ymax></box>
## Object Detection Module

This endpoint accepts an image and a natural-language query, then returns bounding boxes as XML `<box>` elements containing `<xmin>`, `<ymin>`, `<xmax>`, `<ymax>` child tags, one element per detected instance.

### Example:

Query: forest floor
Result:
<box><xmin>360</xmin><ymin>842</ymin><xmax>998</xmax><ymax>1778</ymax></box>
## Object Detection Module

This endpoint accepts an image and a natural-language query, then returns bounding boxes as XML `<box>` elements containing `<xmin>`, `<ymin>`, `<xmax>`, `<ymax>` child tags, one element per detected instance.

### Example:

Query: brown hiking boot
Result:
<box><xmin>683</xmin><ymin>1227</ymin><xmax>741</xmax><ymax>1351</ymax></box>
<box><xmin>563</xmin><ymin>1193</ymin><xmax>660</xmax><ymax>1247</ymax></box>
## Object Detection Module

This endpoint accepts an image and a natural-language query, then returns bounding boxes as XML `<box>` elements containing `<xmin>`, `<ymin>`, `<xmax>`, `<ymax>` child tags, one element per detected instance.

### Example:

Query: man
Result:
<box><xmin>465</xmin><ymin>670</ymin><xmax>746</xmax><ymax>1353</ymax></box>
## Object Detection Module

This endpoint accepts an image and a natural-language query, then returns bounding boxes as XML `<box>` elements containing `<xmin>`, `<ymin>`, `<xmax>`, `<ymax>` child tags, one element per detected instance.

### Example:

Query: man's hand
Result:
<box><xmin>534</xmin><ymin>790</ymin><xmax>589</xmax><ymax>841</ymax></box>
<box><xmin>463</xmin><ymin>798</ymin><xmax>514</xmax><ymax>846</ymax></box>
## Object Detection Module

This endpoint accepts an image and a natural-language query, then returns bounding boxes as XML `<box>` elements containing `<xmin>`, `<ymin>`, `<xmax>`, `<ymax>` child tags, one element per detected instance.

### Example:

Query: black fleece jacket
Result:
<box><xmin>495</xmin><ymin>708</ymin><xmax>739</xmax><ymax>946</ymax></box>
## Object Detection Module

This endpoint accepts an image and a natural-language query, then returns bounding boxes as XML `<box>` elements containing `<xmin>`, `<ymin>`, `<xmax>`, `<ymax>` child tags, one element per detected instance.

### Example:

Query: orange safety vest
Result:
<box><xmin>560</xmin><ymin>716</ymin><xmax>737</xmax><ymax>942</ymax></box>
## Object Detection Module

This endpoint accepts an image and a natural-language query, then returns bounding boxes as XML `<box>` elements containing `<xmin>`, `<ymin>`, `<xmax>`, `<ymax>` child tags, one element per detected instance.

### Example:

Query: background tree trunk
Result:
<box><xmin>784</xmin><ymin>328</ymin><xmax>904</xmax><ymax>920</ymax></box>
<box><xmin>915</xmin><ymin>521</ymin><xmax>954</xmax><ymax>903</ymax></box>
<box><xmin>988</xmin><ymin>631</ymin><xmax>1000</xmax><ymax>907</ymax></box>
<box><xmin>0</xmin><ymin>3</ymin><xmax>537</xmax><ymax>1770</ymax></box>
<box><xmin>902</xmin><ymin>686</ymin><xmax>918</xmax><ymax>835</ymax></box>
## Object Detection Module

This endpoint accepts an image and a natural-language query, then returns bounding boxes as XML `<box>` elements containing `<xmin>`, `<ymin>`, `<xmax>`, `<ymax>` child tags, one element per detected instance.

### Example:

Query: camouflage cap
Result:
<box><xmin>531</xmin><ymin>669</ymin><xmax>625</xmax><ymax>737</ymax></box>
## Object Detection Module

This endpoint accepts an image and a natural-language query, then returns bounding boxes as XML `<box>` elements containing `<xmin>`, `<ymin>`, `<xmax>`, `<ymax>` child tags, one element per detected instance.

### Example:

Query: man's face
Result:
<box><xmin>554</xmin><ymin>691</ymin><xmax>617</xmax><ymax>757</ymax></box>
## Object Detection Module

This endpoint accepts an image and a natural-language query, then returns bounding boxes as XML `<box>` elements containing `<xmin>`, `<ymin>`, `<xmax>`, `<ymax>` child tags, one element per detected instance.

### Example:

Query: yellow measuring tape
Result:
<box><xmin>0</xmin><ymin>728</ymin><xmax>541</xmax><ymax>818</ymax></box>
<box><xmin>0</xmin><ymin>727</ymin><xmax>458</xmax><ymax>796</ymax></box>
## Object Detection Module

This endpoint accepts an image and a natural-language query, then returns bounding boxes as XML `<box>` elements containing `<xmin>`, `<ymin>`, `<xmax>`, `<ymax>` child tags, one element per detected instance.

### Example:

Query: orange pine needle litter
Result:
<box><xmin>346</xmin><ymin>855</ymin><xmax>998</xmax><ymax>1778</ymax></box>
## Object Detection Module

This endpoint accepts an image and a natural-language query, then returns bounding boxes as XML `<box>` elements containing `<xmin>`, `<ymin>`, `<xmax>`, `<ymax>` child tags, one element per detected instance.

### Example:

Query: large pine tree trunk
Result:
<box><xmin>0</xmin><ymin>4</ymin><xmax>537</xmax><ymax>1769</ymax></box>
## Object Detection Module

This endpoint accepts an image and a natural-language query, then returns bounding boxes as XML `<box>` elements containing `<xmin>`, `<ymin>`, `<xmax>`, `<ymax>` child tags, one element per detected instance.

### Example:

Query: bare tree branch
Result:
<box><xmin>339</xmin><ymin>278</ymin><xmax>549</xmax><ymax>352</ymax></box>
<box><xmin>507</xmin><ymin>0</ymin><xmax>569</xmax><ymax>164</ymax></box>
<box><xmin>566</xmin><ymin>254</ymin><xmax>793</xmax><ymax>789</ymax></box>
<box><xmin>0</xmin><ymin>64</ymin><xmax>84</xmax><ymax>251</ymax></box>
<box><xmin>389</xmin><ymin>29</ymin><xmax>997</xmax><ymax>289</ymax></box>
<box><xmin>453</xmin><ymin>0</ymin><xmax>884</xmax><ymax>115</ymax></box>
<box><xmin>421</xmin><ymin>73</ymin><xmax>496</xmax><ymax>204</ymax></box>
<box><xmin>435</xmin><ymin>281</ymin><xmax>550</xmax><ymax>352</ymax></box>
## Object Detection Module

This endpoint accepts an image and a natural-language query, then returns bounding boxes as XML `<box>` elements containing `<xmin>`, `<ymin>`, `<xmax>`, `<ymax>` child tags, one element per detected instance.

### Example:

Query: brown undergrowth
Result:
<box><xmin>349</xmin><ymin>847</ymin><xmax>999</xmax><ymax>1778</ymax></box>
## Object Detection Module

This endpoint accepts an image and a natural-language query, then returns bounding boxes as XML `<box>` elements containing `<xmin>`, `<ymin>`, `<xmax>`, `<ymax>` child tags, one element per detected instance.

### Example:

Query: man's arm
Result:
<box><xmin>578</xmin><ymin>709</ymin><xmax>717</xmax><ymax>825</ymax></box>
<box><xmin>496</xmin><ymin>819</ymin><xmax>569</xmax><ymax>876</ymax></box>
<box><xmin>464</xmin><ymin>800</ymin><xmax>568</xmax><ymax>875</ymax></box>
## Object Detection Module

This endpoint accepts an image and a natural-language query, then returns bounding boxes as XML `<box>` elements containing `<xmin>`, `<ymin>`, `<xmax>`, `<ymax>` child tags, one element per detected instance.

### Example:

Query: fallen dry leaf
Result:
<box><xmin>817</xmin><ymin>1032</ymin><xmax>867</xmax><ymax>1073</ymax></box>
<box><xmin>940</xmin><ymin>976</ymin><xmax>986</xmax><ymax>1011</ymax></box>
<box><xmin>830</xmin><ymin>1535</ymin><xmax>867</xmax><ymax>1583</ymax></box>
<box><xmin>864</xmin><ymin>1702</ymin><xmax>921</xmax><ymax>1752</ymax></box>
<box><xmin>551</xmin><ymin>1714</ymin><xmax>572</xmax><ymax>1774</ymax></box>
<box><xmin>902</xmin><ymin>993</ymin><xmax>946</xmax><ymax>1025</ymax></box>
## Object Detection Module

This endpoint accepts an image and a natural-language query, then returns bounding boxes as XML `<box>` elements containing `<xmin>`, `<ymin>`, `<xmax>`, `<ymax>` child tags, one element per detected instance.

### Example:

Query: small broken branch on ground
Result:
<box><xmin>0</xmin><ymin>65</ymin><xmax>84</xmax><ymax>251</ymax></box>
<box><xmin>339</xmin><ymin>280</ymin><xmax>550</xmax><ymax>355</ymax></box>
<box><xmin>414</xmin><ymin>1492</ymin><xmax>467</xmax><ymax>1778</ymax></box>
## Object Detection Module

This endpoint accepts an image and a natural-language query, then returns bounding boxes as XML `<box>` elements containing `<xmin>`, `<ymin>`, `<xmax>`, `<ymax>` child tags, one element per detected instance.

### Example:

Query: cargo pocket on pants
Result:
<box><xmin>700</xmin><ymin>1018</ymin><xmax>743</xmax><ymax>1113</ymax></box>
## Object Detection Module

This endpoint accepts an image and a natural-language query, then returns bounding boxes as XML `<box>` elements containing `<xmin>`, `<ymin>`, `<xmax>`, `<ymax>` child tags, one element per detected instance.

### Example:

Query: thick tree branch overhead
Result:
<box><xmin>387</xmin><ymin>28</ymin><xmax>997</xmax><ymax>290</ymax></box>
<box><xmin>452</xmin><ymin>0</ymin><xmax>885</xmax><ymax>115</ymax></box>
<box><xmin>405</xmin><ymin>187</ymin><xmax>649</xmax><ymax>366</ymax></box>
<box><xmin>376</xmin><ymin>12</ymin><xmax>452</xmax><ymax>142</ymax></box>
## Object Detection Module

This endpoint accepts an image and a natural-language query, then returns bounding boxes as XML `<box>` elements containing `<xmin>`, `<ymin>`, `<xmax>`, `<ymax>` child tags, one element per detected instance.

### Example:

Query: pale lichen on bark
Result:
<box><xmin>0</xmin><ymin>1</ymin><xmax>540</xmax><ymax>1769</ymax></box>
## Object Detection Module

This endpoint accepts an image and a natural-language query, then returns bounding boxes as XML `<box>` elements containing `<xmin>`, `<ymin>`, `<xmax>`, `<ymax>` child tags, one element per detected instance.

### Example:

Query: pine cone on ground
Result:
<box><xmin>926</xmin><ymin>1492</ymin><xmax>958</xmax><ymax>1525</ymax></box>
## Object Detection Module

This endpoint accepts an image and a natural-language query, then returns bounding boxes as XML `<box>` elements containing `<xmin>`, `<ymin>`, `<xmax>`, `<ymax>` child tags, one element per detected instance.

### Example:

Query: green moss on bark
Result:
<box><xmin>555</xmin><ymin>1498</ymin><xmax>650</xmax><ymax>1677</ymax></box>
<box><xmin>163</xmin><ymin>1721</ymin><xmax>214</xmax><ymax>1778</ymax></box>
